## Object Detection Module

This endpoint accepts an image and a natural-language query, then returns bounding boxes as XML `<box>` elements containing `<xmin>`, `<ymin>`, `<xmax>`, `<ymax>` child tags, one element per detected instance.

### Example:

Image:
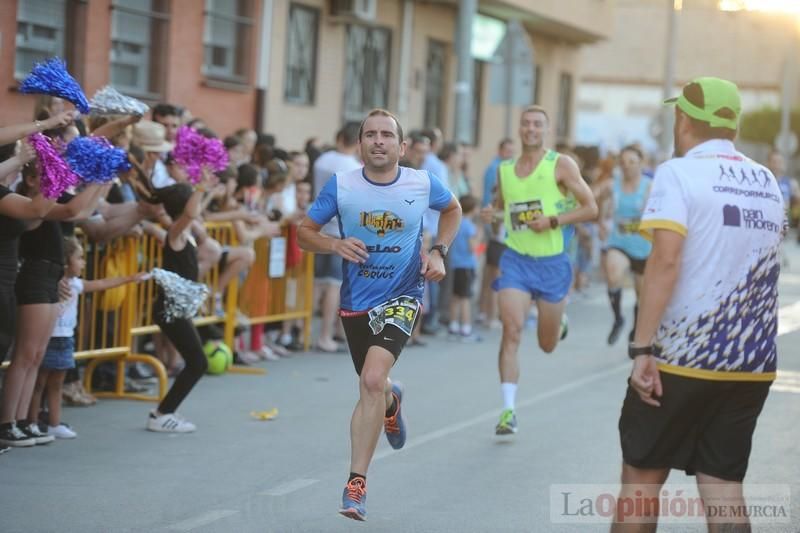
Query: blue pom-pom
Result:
<box><xmin>64</xmin><ymin>136</ymin><xmax>132</xmax><ymax>184</ymax></box>
<box><xmin>19</xmin><ymin>57</ymin><xmax>90</xmax><ymax>114</ymax></box>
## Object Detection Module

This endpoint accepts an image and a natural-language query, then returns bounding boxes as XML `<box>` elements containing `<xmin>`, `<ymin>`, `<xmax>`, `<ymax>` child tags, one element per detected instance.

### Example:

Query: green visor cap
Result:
<box><xmin>664</xmin><ymin>77</ymin><xmax>741</xmax><ymax>130</ymax></box>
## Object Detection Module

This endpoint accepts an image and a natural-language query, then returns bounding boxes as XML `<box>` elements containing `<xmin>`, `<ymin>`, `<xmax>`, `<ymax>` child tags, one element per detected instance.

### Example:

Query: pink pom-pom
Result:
<box><xmin>27</xmin><ymin>133</ymin><xmax>80</xmax><ymax>199</ymax></box>
<box><xmin>172</xmin><ymin>126</ymin><xmax>229</xmax><ymax>184</ymax></box>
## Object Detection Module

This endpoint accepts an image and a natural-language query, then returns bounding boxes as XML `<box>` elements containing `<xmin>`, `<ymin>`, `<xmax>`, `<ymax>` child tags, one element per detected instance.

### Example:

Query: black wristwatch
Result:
<box><xmin>430</xmin><ymin>244</ymin><xmax>448</xmax><ymax>259</ymax></box>
<box><xmin>628</xmin><ymin>344</ymin><xmax>654</xmax><ymax>359</ymax></box>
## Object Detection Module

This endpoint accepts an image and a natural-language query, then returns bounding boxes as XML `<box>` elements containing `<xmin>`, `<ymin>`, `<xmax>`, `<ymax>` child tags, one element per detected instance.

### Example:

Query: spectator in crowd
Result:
<box><xmin>28</xmin><ymin>237</ymin><xmax>146</xmax><ymax>439</ymax></box>
<box><xmin>448</xmin><ymin>195</ymin><xmax>481</xmax><ymax>342</ymax></box>
<box><xmin>0</xmin><ymin>165</ymin><xmax>106</xmax><ymax>447</ymax></box>
<box><xmin>311</xmin><ymin>122</ymin><xmax>362</xmax><ymax>353</ymax></box>
<box><xmin>478</xmin><ymin>138</ymin><xmax>514</xmax><ymax>327</ymax></box>
<box><xmin>224</xmin><ymin>135</ymin><xmax>248</xmax><ymax>169</ymax></box>
<box><xmin>152</xmin><ymin>103</ymin><xmax>180</xmax><ymax>143</ymax></box>
<box><xmin>235</xmin><ymin>128</ymin><xmax>258</xmax><ymax>164</ymax></box>
<box><xmin>400</xmin><ymin>132</ymin><xmax>430</xmax><ymax>170</ymax></box>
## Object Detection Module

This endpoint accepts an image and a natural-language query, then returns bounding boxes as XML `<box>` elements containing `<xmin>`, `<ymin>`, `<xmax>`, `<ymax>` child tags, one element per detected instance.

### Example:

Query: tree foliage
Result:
<box><xmin>739</xmin><ymin>106</ymin><xmax>800</xmax><ymax>152</ymax></box>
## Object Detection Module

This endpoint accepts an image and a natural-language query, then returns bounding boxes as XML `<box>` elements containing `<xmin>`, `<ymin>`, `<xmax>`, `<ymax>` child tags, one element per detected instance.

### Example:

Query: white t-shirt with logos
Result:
<box><xmin>53</xmin><ymin>278</ymin><xmax>84</xmax><ymax>338</ymax></box>
<box><xmin>312</xmin><ymin>150</ymin><xmax>362</xmax><ymax>238</ymax></box>
<box><xmin>640</xmin><ymin>139</ymin><xmax>785</xmax><ymax>381</ymax></box>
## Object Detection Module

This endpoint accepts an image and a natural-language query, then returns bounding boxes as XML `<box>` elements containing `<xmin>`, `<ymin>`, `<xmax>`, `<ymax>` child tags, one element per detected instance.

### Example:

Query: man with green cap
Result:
<box><xmin>612</xmin><ymin>78</ymin><xmax>786</xmax><ymax>531</ymax></box>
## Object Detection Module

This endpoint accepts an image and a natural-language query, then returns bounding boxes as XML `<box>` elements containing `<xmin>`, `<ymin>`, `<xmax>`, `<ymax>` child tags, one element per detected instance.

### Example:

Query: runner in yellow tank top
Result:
<box><xmin>481</xmin><ymin>105</ymin><xmax>598</xmax><ymax>435</ymax></box>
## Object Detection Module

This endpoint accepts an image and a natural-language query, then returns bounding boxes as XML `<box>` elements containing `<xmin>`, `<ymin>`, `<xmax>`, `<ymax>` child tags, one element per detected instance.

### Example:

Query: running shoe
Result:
<box><xmin>339</xmin><ymin>477</ymin><xmax>367</xmax><ymax>521</ymax></box>
<box><xmin>495</xmin><ymin>408</ymin><xmax>518</xmax><ymax>435</ymax></box>
<box><xmin>607</xmin><ymin>317</ymin><xmax>625</xmax><ymax>345</ymax></box>
<box><xmin>560</xmin><ymin>314</ymin><xmax>569</xmax><ymax>341</ymax></box>
<box><xmin>384</xmin><ymin>382</ymin><xmax>406</xmax><ymax>450</ymax></box>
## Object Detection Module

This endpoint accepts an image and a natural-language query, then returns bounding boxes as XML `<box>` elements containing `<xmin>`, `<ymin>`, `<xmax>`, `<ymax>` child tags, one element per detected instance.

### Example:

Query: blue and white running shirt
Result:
<box><xmin>308</xmin><ymin>167</ymin><xmax>453</xmax><ymax>311</ymax></box>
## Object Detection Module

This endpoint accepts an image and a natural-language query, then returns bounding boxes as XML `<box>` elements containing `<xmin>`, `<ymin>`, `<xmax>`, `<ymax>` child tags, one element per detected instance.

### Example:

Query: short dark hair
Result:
<box><xmin>153</xmin><ymin>183</ymin><xmax>193</xmax><ymax>220</ymax></box>
<box><xmin>620</xmin><ymin>144</ymin><xmax>644</xmax><ymax>160</ymax></box>
<box><xmin>339</xmin><ymin>121</ymin><xmax>362</xmax><ymax>146</ymax></box>
<box><xmin>408</xmin><ymin>132</ymin><xmax>429</xmax><ymax>147</ymax></box>
<box><xmin>224</xmin><ymin>135</ymin><xmax>241</xmax><ymax>150</ymax></box>
<box><xmin>420</xmin><ymin>128</ymin><xmax>439</xmax><ymax>145</ymax></box>
<box><xmin>498</xmin><ymin>138</ymin><xmax>513</xmax><ymax>150</ymax></box>
<box><xmin>215</xmin><ymin>165</ymin><xmax>237</xmax><ymax>183</ymax></box>
<box><xmin>237</xmin><ymin>164</ymin><xmax>260</xmax><ymax>189</ymax></box>
<box><xmin>358</xmin><ymin>109</ymin><xmax>403</xmax><ymax>143</ymax></box>
<box><xmin>681</xmin><ymin>82</ymin><xmax>737</xmax><ymax>141</ymax></box>
<box><xmin>459</xmin><ymin>194</ymin><xmax>477</xmax><ymax>214</ymax></box>
<box><xmin>438</xmin><ymin>142</ymin><xmax>459</xmax><ymax>162</ymax></box>
<box><xmin>271</xmin><ymin>148</ymin><xmax>289</xmax><ymax>161</ymax></box>
<box><xmin>153</xmin><ymin>103</ymin><xmax>179</xmax><ymax>119</ymax></box>
<box><xmin>257</xmin><ymin>133</ymin><xmax>276</xmax><ymax>148</ymax></box>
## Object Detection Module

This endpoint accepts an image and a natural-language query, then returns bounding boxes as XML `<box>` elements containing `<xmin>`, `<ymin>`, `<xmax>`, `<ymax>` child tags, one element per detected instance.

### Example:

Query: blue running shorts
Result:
<box><xmin>492</xmin><ymin>248</ymin><xmax>572</xmax><ymax>303</ymax></box>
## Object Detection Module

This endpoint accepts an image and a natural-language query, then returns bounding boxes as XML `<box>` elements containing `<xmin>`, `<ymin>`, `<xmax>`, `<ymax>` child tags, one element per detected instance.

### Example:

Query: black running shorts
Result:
<box><xmin>453</xmin><ymin>268</ymin><xmax>475</xmax><ymax>298</ymax></box>
<box><xmin>341</xmin><ymin>311</ymin><xmax>415</xmax><ymax>375</ymax></box>
<box><xmin>608</xmin><ymin>246</ymin><xmax>647</xmax><ymax>275</ymax></box>
<box><xmin>619</xmin><ymin>371</ymin><xmax>771</xmax><ymax>482</ymax></box>
<box><xmin>486</xmin><ymin>239</ymin><xmax>506</xmax><ymax>268</ymax></box>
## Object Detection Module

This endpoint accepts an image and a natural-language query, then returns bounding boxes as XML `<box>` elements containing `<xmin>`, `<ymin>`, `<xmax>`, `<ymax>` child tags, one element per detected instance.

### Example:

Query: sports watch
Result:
<box><xmin>628</xmin><ymin>344</ymin><xmax>655</xmax><ymax>359</ymax></box>
<box><xmin>429</xmin><ymin>244</ymin><xmax>448</xmax><ymax>259</ymax></box>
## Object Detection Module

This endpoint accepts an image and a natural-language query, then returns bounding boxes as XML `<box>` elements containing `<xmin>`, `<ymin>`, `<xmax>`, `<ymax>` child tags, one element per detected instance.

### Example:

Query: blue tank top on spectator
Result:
<box><xmin>607</xmin><ymin>175</ymin><xmax>652</xmax><ymax>260</ymax></box>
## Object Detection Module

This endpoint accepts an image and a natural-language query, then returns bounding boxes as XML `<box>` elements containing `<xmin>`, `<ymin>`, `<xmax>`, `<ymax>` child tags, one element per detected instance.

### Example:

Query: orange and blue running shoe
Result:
<box><xmin>339</xmin><ymin>477</ymin><xmax>367</xmax><ymax>521</ymax></box>
<box><xmin>384</xmin><ymin>382</ymin><xmax>406</xmax><ymax>449</ymax></box>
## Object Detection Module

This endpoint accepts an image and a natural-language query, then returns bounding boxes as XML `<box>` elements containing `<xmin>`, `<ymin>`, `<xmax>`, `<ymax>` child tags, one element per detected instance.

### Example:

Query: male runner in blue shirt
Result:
<box><xmin>298</xmin><ymin>108</ymin><xmax>461</xmax><ymax>521</ymax></box>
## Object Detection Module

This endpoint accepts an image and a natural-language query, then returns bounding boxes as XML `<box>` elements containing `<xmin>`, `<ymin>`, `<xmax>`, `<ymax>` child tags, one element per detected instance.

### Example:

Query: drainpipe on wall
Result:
<box><xmin>397</xmin><ymin>0</ymin><xmax>415</xmax><ymax>125</ymax></box>
<box><xmin>453</xmin><ymin>0</ymin><xmax>477</xmax><ymax>144</ymax></box>
<box><xmin>255</xmin><ymin>0</ymin><xmax>274</xmax><ymax>132</ymax></box>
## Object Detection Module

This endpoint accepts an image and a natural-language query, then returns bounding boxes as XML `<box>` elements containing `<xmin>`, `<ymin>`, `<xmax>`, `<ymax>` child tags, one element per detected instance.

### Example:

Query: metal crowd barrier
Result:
<box><xmin>1</xmin><ymin>223</ymin><xmax>314</xmax><ymax>403</ymax></box>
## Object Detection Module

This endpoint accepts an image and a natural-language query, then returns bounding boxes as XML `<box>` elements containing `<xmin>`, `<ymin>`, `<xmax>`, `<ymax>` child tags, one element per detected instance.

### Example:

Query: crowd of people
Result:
<box><xmin>0</xmin><ymin>68</ymin><xmax>797</xmax><ymax>529</ymax></box>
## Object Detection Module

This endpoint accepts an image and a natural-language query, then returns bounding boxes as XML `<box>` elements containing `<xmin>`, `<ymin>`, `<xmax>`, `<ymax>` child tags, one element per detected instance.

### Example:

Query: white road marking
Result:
<box><xmin>778</xmin><ymin>300</ymin><xmax>800</xmax><ymax>336</ymax></box>
<box><xmin>260</xmin><ymin>478</ymin><xmax>320</xmax><ymax>496</ymax></box>
<box><xmin>773</xmin><ymin>370</ymin><xmax>800</xmax><ymax>394</ymax></box>
<box><xmin>167</xmin><ymin>510</ymin><xmax>239</xmax><ymax>532</ymax></box>
<box><xmin>373</xmin><ymin>362</ymin><xmax>630</xmax><ymax>461</ymax></box>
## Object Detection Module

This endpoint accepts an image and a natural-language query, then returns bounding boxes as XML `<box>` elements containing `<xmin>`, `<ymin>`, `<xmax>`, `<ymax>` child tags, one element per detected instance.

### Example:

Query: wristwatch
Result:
<box><xmin>549</xmin><ymin>216</ymin><xmax>560</xmax><ymax>229</ymax></box>
<box><xmin>628</xmin><ymin>343</ymin><xmax>654</xmax><ymax>359</ymax></box>
<box><xmin>429</xmin><ymin>244</ymin><xmax>448</xmax><ymax>259</ymax></box>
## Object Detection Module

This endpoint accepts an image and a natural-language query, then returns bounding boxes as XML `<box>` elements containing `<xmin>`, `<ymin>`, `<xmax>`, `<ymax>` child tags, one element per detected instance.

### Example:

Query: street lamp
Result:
<box><xmin>658</xmin><ymin>0</ymin><xmax>682</xmax><ymax>162</ymax></box>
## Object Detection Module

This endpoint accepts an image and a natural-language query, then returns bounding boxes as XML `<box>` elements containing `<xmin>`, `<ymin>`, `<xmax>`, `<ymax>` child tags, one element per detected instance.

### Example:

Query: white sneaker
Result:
<box><xmin>146</xmin><ymin>411</ymin><xmax>197</xmax><ymax>433</ymax></box>
<box><xmin>48</xmin><ymin>424</ymin><xmax>77</xmax><ymax>439</ymax></box>
<box><xmin>259</xmin><ymin>346</ymin><xmax>280</xmax><ymax>361</ymax></box>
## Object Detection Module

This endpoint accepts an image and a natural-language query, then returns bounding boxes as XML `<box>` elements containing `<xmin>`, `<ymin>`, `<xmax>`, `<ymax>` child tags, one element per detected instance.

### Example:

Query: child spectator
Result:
<box><xmin>448</xmin><ymin>195</ymin><xmax>481</xmax><ymax>341</ymax></box>
<box><xmin>28</xmin><ymin>237</ymin><xmax>145</xmax><ymax>438</ymax></box>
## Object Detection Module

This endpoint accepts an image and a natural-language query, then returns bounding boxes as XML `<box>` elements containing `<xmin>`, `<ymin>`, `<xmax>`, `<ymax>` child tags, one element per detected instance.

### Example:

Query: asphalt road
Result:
<box><xmin>2</xmin><ymin>248</ymin><xmax>800</xmax><ymax>533</ymax></box>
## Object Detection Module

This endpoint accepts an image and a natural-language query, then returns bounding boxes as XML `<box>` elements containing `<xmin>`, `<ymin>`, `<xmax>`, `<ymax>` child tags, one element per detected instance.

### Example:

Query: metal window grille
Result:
<box><xmin>203</xmin><ymin>0</ymin><xmax>254</xmax><ymax>82</ymax></box>
<box><xmin>110</xmin><ymin>0</ymin><xmax>170</xmax><ymax>98</ymax></box>
<box><xmin>343</xmin><ymin>24</ymin><xmax>391</xmax><ymax>122</ymax></box>
<box><xmin>15</xmin><ymin>0</ymin><xmax>67</xmax><ymax>79</ymax></box>
<box><xmin>423</xmin><ymin>39</ymin><xmax>446</xmax><ymax>129</ymax></box>
<box><xmin>284</xmin><ymin>3</ymin><xmax>319</xmax><ymax>104</ymax></box>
